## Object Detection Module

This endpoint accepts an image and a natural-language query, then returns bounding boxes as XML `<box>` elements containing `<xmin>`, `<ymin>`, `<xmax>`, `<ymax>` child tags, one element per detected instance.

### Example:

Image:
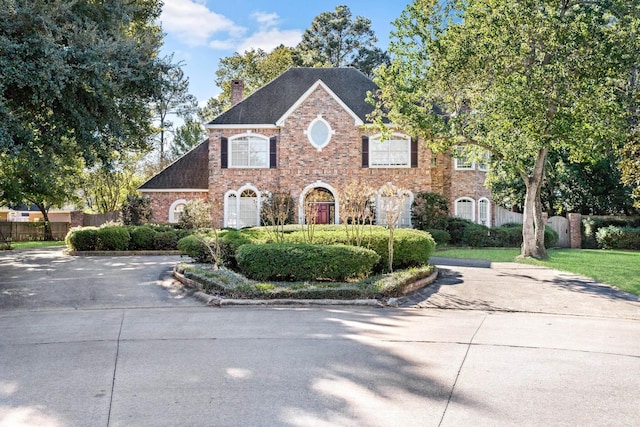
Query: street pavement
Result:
<box><xmin>1</xmin><ymin>248</ymin><xmax>639</xmax><ymax>426</ymax></box>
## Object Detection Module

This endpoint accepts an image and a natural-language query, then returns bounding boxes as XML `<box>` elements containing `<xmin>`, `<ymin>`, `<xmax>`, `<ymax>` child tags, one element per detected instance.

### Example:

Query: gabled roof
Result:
<box><xmin>208</xmin><ymin>67</ymin><xmax>380</xmax><ymax>126</ymax></box>
<box><xmin>138</xmin><ymin>139</ymin><xmax>209</xmax><ymax>191</ymax></box>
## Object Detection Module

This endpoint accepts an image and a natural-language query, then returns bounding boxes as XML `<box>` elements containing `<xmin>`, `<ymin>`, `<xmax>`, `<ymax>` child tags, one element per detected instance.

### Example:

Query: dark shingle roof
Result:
<box><xmin>209</xmin><ymin>67</ymin><xmax>379</xmax><ymax>125</ymax></box>
<box><xmin>139</xmin><ymin>139</ymin><xmax>209</xmax><ymax>190</ymax></box>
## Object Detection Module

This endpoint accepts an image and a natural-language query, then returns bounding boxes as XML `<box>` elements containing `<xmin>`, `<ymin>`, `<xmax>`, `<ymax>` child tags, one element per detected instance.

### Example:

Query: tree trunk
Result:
<box><xmin>36</xmin><ymin>203</ymin><xmax>53</xmax><ymax>241</ymax></box>
<box><xmin>520</xmin><ymin>148</ymin><xmax>548</xmax><ymax>259</ymax></box>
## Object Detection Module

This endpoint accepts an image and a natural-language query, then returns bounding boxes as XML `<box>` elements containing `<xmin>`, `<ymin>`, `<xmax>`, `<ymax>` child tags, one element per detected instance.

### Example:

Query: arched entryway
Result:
<box><xmin>298</xmin><ymin>181</ymin><xmax>340</xmax><ymax>225</ymax></box>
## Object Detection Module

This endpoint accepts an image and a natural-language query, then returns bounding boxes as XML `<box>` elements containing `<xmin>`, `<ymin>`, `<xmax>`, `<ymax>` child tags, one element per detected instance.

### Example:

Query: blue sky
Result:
<box><xmin>159</xmin><ymin>0</ymin><xmax>411</xmax><ymax>106</ymax></box>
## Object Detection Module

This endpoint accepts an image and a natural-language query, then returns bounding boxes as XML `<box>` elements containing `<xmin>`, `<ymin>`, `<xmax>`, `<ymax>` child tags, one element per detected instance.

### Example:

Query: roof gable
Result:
<box><xmin>138</xmin><ymin>139</ymin><xmax>209</xmax><ymax>191</ymax></box>
<box><xmin>208</xmin><ymin>68</ymin><xmax>379</xmax><ymax>127</ymax></box>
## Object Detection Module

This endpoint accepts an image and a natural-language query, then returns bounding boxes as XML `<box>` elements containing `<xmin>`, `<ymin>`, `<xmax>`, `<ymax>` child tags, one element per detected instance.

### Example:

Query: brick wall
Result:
<box><xmin>143</xmin><ymin>191</ymin><xmax>209</xmax><ymax>223</ymax></box>
<box><xmin>186</xmin><ymin>84</ymin><xmax>491</xmax><ymax>227</ymax></box>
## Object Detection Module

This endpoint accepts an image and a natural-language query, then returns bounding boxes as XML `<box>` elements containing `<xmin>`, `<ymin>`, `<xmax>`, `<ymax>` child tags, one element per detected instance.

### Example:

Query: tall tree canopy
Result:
<box><xmin>373</xmin><ymin>0</ymin><xmax>637</xmax><ymax>258</ymax></box>
<box><xmin>295</xmin><ymin>5</ymin><xmax>377</xmax><ymax>68</ymax></box>
<box><xmin>0</xmin><ymin>0</ymin><xmax>167</xmax><ymax>231</ymax></box>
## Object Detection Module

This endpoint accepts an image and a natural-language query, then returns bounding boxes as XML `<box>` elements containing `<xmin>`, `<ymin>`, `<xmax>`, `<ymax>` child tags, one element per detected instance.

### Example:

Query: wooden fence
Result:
<box><xmin>82</xmin><ymin>211</ymin><xmax>120</xmax><ymax>227</ymax></box>
<box><xmin>494</xmin><ymin>206</ymin><xmax>524</xmax><ymax>227</ymax></box>
<box><xmin>0</xmin><ymin>221</ymin><xmax>70</xmax><ymax>241</ymax></box>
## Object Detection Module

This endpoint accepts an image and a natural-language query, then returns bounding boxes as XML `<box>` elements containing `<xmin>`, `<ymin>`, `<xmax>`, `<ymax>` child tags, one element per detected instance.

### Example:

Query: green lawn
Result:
<box><xmin>435</xmin><ymin>247</ymin><xmax>640</xmax><ymax>296</ymax></box>
<box><xmin>3</xmin><ymin>241</ymin><xmax>67</xmax><ymax>250</ymax></box>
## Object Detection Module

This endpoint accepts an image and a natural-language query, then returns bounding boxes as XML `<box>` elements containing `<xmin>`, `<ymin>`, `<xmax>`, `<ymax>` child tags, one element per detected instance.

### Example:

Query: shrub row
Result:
<box><xmin>582</xmin><ymin>217</ymin><xmax>640</xmax><ymax>249</ymax></box>
<box><xmin>236</xmin><ymin>243</ymin><xmax>380</xmax><ymax>282</ymax></box>
<box><xmin>595</xmin><ymin>226</ymin><xmax>640</xmax><ymax>250</ymax></box>
<box><xmin>66</xmin><ymin>225</ymin><xmax>194</xmax><ymax>251</ymax></box>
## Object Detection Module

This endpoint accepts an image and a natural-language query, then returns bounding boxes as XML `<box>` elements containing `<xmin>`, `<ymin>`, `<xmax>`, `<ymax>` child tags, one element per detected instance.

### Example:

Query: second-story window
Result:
<box><xmin>230</xmin><ymin>135</ymin><xmax>269</xmax><ymax>168</ymax></box>
<box><xmin>369</xmin><ymin>134</ymin><xmax>411</xmax><ymax>167</ymax></box>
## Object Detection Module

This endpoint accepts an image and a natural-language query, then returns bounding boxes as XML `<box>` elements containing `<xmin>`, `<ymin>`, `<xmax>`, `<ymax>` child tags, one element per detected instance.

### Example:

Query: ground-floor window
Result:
<box><xmin>478</xmin><ymin>198</ymin><xmax>491</xmax><ymax>227</ymax></box>
<box><xmin>455</xmin><ymin>197</ymin><xmax>475</xmax><ymax>222</ymax></box>
<box><xmin>455</xmin><ymin>197</ymin><xmax>491</xmax><ymax>226</ymax></box>
<box><xmin>375</xmin><ymin>186</ymin><xmax>413</xmax><ymax>228</ymax></box>
<box><xmin>169</xmin><ymin>199</ymin><xmax>187</xmax><ymax>223</ymax></box>
<box><xmin>224</xmin><ymin>185</ymin><xmax>261</xmax><ymax>229</ymax></box>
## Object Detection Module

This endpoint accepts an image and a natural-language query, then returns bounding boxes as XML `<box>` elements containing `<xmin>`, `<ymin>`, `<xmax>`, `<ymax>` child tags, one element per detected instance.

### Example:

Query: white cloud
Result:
<box><xmin>236</xmin><ymin>28</ymin><xmax>302</xmax><ymax>53</ymax></box>
<box><xmin>160</xmin><ymin>0</ymin><xmax>245</xmax><ymax>46</ymax></box>
<box><xmin>251</xmin><ymin>11</ymin><xmax>280</xmax><ymax>28</ymax></box>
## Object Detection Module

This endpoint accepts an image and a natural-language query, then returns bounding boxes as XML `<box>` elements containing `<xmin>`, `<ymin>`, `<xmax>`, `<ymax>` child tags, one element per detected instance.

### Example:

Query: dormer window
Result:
<box><xmin>305</xmin><ymin>116</ymin><xmax>333</xmax><ymax>151</ymax></box>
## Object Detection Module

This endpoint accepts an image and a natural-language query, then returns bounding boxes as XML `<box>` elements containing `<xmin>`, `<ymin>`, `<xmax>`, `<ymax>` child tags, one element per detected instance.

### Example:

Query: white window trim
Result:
<box><xmin>224</xmin><ymin>184</ymin><xmax>262</xmax><ymax>229</ymax></box>
<box><xmin>369</xmin><ymin>133</ymin><xmax>412</xmax><ymax>169</ymax></box>
<box><xmin>477</xmin><ymin>151</ymin><xmax>491</xmax><ymax>171</ymax></box>
<box><xmin>453</xmin><ymin>146</ymin><xmax>475</xmax><ymax>170</ymax></box>
<box><xmin>304</xmin><ymin>115</ymin><xmax>334</xmax><ymax>151</ymax></box>
<box><xmin>168</xmin><ymin>199</ymin><xmax>187</xmax><ymax>223</ymax></box>
<box><xmin>478</xmin><ymin>197</ymin><xmax>491</xmax><ymax>227</ymax></box>
<box><xmin>298</xmin><ymin>181</ymin><xmax>340</xmax><ymax>225</ymax></box>
<box><xmin>229</xmin><ymin>133</ymin><xmax>270</xmax><ymax>169</ymax></box>
<box><xmin>454</xmin><ymin>197</ymin><xmax>476</xmax><ymax>222</ymax></box>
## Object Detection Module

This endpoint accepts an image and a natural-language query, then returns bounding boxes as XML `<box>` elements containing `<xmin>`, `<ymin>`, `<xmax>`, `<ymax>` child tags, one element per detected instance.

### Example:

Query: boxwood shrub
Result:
<box><xmin>66</xmin><ymin>227</ymin><xmax>99</xmax><ymax>251</ymax></box>
<box><xmin>129</xmin><ymin>226</ymin><xmax>157</xmax><ymax>250</ymax></box>
<box><xmin>96</xmin><ymin>226</ymin><xmax>130</xmax><ymax>251</ymax></box>
<box><xmin>595</xmin><ymin>226</ymin><xmax>640</xmax><ymax>250</ymax></box>
<box><xmin>283</xmin><ymin>227</ymin><xmax>436</xmax><ymax>271</ymax></box>
<box><xmin>153</xmin><ymin>230</ymin><xmax>179</xmax><ymax>250</ymax></box>
<box><xmin>425</xmin><ymin>229</ymin><xmax>451</xmax><ymax>245</ymax></box>
<box><xmin>236</xmin><ymin>243</ymin><xmax>380</xmax><ymax>282</ymax></box>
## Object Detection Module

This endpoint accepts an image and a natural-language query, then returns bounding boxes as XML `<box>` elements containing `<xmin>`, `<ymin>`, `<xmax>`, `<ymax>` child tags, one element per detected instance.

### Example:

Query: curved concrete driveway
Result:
<box><xmin>0</xmin><ymin>248</ymin><xmax>639</xmax><ymax>426</ymax></box>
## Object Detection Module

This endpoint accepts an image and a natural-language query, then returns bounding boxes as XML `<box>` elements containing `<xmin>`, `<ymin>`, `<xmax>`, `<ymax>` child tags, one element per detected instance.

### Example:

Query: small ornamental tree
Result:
<box><xmin>260</xmin><ymin>189</ymin><xmax>295</xmax><ymax>243</ymax></box>
<box><xmin>378</xmin><ymin>184</ymin><xmax>407</xmax><ymax>273</ymax></box>
<box><xmin>178</xmin><ymin>199</ymin><xmax>212</xmax><ymax>229</ymax></box>
<box><xmin>339</xmin><ymin>181</ymin><xmax>375</xmax><ymax>246</ymax></box>
<box><xmin>121</xmin><ymin>195</ymin><xmax>152</xmax><ymax>226</ymax></box>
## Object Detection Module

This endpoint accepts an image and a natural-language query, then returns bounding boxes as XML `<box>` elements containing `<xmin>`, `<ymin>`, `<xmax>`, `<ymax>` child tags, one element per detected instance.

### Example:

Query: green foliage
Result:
<box><xmin>425</xmin><ymin>229</ymin><xmax>451</xmax><ymax>245</ymax></box>
<box><xmin>177</xmin><ymin>199</ymin><xmax>212</xmax><ymax>229</ymax></box>
<box><xmin>620</xmin><ymin>134</ymin><xmax>640</xmax><ymax>208</ymax></box>
<box><xmin>129</xmin><ymin>226</ymin><xmax>157</xmax><ymax>250</ymax></box>
<box><xmin>373</xmin><ymin>0</ymin><xmax>637</xmax><ymax>258</ymax></box>
<box><xmin>284</xmin><ymin>227</ymin><xmax>436</xmax><ymax>272</ymax></box>
<box><xmin>294</xmin><ymin>5</ymin><xmax>377</xmax><ymax>68</ymax></box>
<box><xmin>169</xmin><ymin>119</ymin><xmax>206</xmax><ymax>159</ymax></box>
<box><xmin>177</xmin><ymin>234</ymin><xmax>217</xmax><ymax>263</ymax></box>
<box><xmin>595</xmin><ymin>226</ymin><xmax>640</xmax><ymax>250</ymax></box>
<box><xmin>153</xmin><ymin>230</ymin><xmax>178</xmax><ymax>250</ymax></box>
<box><xmin>96</xmin><ymin>226</ymin><xmax>130</xmax><ymax>251</ymax></box>
<box><xmin>443</xmin><ymin>218</ymin><xmax>476</xmax><ymax>245</ymax></box>
<box><xmin>0</xmin><ymin>0</ymin><xmax>164</xmax><ymax>166</ymax></box>
<box><xmin>121</xmin><ymin>195</ymin><xmax>153</xmax><ymax>226</ymax></box>
<box><xmin>236</xmin><ymin>243</ymin><xmax>380</xmax><ymax>282</ymax></box>
<box><xmin>582</xmin><ymin>217</ymin><xmax>640</xmax><ymax>248</ymax></box>
<box><xmin>411</xmin><ymin>192</ymin><xmax>449</xmax><ymax>230</ymax></box>
<box><xmin>65</xmin><ymin>227</ymin><xmax>99</xmax><ymax>251</ymax></box>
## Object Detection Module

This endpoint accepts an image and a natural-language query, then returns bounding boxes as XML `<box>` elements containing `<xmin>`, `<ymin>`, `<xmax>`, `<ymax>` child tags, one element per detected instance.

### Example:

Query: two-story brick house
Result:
<box><xmin>139</xmin><ymin>67</ymin><xmax>492</xmax><ymax>228</ymax></box>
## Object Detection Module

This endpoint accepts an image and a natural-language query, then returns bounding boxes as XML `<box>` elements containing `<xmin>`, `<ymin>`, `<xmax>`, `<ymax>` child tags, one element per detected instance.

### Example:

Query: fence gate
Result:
<box><xmin>548</xmin><ymin>216</ymin><xmax>570</xmax><ymax>248</ymax></box>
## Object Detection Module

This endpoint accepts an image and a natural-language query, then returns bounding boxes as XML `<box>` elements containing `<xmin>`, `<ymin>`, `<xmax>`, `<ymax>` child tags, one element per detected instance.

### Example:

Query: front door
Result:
<box><xmin>314</xmin><ymin>203</ymin><xmax>330</xmax><ymax>225</ymax></box>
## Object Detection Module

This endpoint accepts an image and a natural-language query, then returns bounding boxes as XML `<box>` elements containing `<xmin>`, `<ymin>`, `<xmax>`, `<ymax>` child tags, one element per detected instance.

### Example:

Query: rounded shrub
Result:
<box><xmin>177</xmin><ymin>234</ymin><xmax>217</xmax><ymax>263</ymax></box>
<box><xmin>462</xmin><ymin>223</ymin><xmax>493</xmax><ymax>247</ymax></box>
<box><xmin>129</xmin><ymin>226</ymin><xmax>157</xmax><ymax>250</ymax></box>
<box><xmin>153</xmin><ymin>230</ymin><xmax>178</xmax><ymax>250</ymax></box>
<box><xmin>425</xmin><ymin>229</ymin><xmax>450</xmax><ymax>245</ymax></box>
<box><xmin>236</xmin><ymin>243</ymin><xmax>380</xmax><ymax>282</ymax></box>
<box><xmin>596</xmin><ymin>226</ymin><xmax>640</xmax><ymax>250</ymax></box>
<box><xmin>66</xmin><ymin>227</ymin><xmax>99</xmax><ymax>251</ymax></box>
<box><xmin>96</xmin><ymin>226</ymin><xmax>130</xmax><ymax>251</ymax></box>
<box><xmin>444</xmin><ymin>217</ymin><xmax>476</xmax><ymax>245</ymax></box>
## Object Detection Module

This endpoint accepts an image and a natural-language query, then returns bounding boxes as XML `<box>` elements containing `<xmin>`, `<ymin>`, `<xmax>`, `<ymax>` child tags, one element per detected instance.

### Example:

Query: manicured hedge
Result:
<box><xmin>66</xmin><ymin>227</ymin><xmax>99</xmax><ymax>251</ymax></box>
<box><xmin>129</xmin><ymin>226</ymin><xmax>157</xmax><ymax>250</ymax></box>
<box><xmin>425</xmin><ymin>229</ymin><xmax>451</xmax><ymax>245</ymax></box>
<box><xmin>96</xmin><ymin>226</ymin><xmax>130</xmax><ymax>251</ymax></box>
<box><xmin>283</xmin><ymin>227</ymin><xmax>436</xmax><ymax>271</ymax></box>
<box><xmin>236</xmin><ymin>243</ymin><xmax>380</xmax><ymax>282</ymax></box>
<box><xmin>595</xmin><ymin>226</ymin><xmax>640</xmax><ymax>250</ymax></box>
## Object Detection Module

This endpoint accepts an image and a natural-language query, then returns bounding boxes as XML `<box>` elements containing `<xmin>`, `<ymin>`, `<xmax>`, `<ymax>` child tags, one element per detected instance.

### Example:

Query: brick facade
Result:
<box><xmin>144</xmin><ymin>191</ymin><xmax>209</xmax><ymax>224</ymax></box>
<box><xmin>207</xmin><ymin>85</ymin><xmax>491</xmax><ymax>226</ymax></box>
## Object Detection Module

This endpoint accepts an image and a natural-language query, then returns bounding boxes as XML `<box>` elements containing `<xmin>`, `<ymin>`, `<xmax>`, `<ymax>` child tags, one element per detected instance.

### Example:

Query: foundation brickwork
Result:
<box><xmin>143</xmin><ymin>191</ymin><xmax>209</xmax><ymax>223</ymax></box>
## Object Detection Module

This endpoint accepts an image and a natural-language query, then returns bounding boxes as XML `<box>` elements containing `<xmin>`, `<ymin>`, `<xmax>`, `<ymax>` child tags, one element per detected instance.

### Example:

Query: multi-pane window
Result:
<box><xmin>173</xmin><ymin>203</ymin><xmax>185</xmax><ymax>223</ymax></box>
<box><xmin>376</xmin><ymin>191</ymin><xmax>413</xmax><ymax>228</ymax></box>
<box><xmin>370</xmin><ymin>134</ymin><xmax>411</xmax><ymax>167</ymax></box>
<box><xmin>455</xmin><ymin>198</ymin><xmax>475</xmax><ymax>221</ymax></box>
<box><xmin>453</xmin><ymin>146</ymin><xmax>474</xmax><ymax>170</ymax></box>
<box><xmin>230</xmin><ymin>135</ymin><xmax>269</xmax><ymax>168</ymax></box>
<box><xmin>477</xmin><ymin>151</ymin><xmax>491</xmax><ymax>171</ymax></box>
<box><xmin>225</xmin><ymin>187</ymin><xmax>260</xmax><ymax>228</ymax></box>
<box><xmin>478</xmin><ymin>198</ymin><xmax>490</xmax><ymax>226</ymax></box>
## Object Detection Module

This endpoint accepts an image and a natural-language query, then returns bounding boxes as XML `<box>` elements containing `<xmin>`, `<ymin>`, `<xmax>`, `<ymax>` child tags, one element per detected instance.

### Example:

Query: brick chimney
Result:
<box><xmin>231</xmin><ymin>79</ymin><xmax>244</xmax><ymax>106</ymax></box>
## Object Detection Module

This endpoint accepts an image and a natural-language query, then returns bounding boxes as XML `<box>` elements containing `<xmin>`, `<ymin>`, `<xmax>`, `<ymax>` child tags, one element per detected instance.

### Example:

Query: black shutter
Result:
<box><xmin>269</xmin><ymin>136</ymin><xmax>277</xmax><ymax>169</ymax></box>
<box><xmin>221</xmin><ymin>137</ymin><xmax>228</xmax><ymax>169</ymax></box>
<box><xmin>411</xmin><ymin>137</ymin><xmax>418</xmax><ymax>168</ymax></box>
<box><xmin>362</xmin><ymin>136</ymin><xmax>369</xmax><ymax>168</ymax></box>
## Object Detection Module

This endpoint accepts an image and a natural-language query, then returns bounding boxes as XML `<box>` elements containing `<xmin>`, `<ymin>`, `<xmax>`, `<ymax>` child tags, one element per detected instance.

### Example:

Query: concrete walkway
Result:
<box><xmin>0</xmin><ymin>249</ymin><xmax>639</xmax><ymax>426</ymax></box>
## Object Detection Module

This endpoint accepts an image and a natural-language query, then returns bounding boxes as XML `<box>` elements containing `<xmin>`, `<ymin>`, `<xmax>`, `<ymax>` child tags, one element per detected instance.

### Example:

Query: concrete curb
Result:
<box><xmin>173</xmin><ymin>268</ymin><xmax>439</xmax><ymax>308</ymax></box>
<box><xmin>68</xmin><ymin>250</ymin><xmax>182</xmax><ymax>256</ymax></box>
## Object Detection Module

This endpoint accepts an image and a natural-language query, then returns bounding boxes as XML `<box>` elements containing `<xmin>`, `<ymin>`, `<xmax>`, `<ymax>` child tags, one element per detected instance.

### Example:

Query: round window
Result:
<box><xmin>306</xmin><ymin>116</ymin><xmax>333</xmax><ymax>150</ymax></box>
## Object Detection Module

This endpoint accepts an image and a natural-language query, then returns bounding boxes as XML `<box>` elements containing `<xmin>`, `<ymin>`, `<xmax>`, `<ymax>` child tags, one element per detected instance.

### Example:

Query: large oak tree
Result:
<box><xmin>372</xmin><ymin>0</ymin><xmax>636</xmax><ymax>258</ymax></box>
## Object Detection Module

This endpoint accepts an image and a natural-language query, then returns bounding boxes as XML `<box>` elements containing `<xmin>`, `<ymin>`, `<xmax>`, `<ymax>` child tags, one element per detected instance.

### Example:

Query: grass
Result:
<box><xmin>2</xmin><ymin>241</ymin><xmax>67</xmax><ymax>250</ymax></box>
<box><xmin>435</xmin><ymin>247</ymin><xmax>640</xmax><ymax>296</ymax></box>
